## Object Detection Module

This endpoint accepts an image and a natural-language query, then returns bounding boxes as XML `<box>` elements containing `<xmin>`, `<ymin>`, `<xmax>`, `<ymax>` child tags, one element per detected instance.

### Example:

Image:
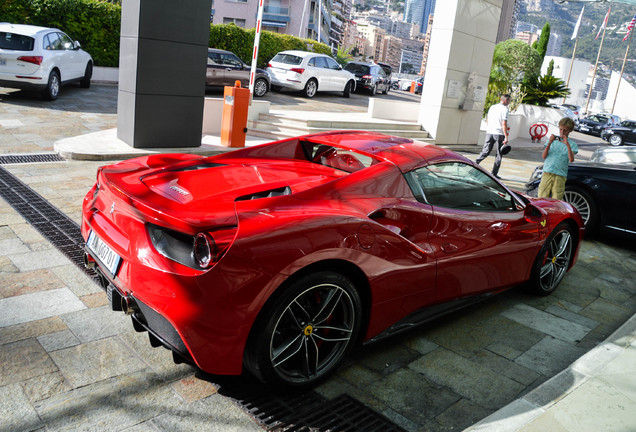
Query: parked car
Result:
<box><xmin>576</xmin><ymin>113</ymin><xmax>621</xmax><ymax>136</ymax></box>
<box><xmin>206</xmin><ymin>48</ymin><xmax>270</xmax><ymax>97</ymax></box>
<box><xmin>550</xmin><ymin>104</ymin><xmax>579</xmax><ymax>128</ymax></box>
<box><xmin>561</xmin><ymin>103</ymin><xmax>581</xmax><ymax>121</ymax></box>
<box><xmin>0</xmin><ymin>23</ymin><xmax>93</xmax><ymax>100</ymax></box>
<box><xmin>600</xmin><ymin>119</ymin><xmax>636</xmax><ymax>146</ymax></box>
<box><xmin>525</xmin><ymin>147</ymin><xmax>636</xmax><ymax>235</ymax></box>
<box><xmin>82</xmin><ymin>131</ymin><xmax>583</xmax><ymax>389</ymax></box>
<box><xmin>400</xmin><ymin>77</ymin><xmax>423</xmax><ymax>93</ymax></box>
<box><xmin>266</xmin><ymin>50</ymin><xmax>355</xmax><ymax>98</ymax></box>
<box><xmin>343</xmin><ymin>61</ymin><xmax>391</xmax><ymax>95</ymax></box>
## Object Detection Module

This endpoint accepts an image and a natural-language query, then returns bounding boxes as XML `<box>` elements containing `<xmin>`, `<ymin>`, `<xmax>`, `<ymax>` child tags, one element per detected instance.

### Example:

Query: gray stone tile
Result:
<box><xmin>0</xmin><ymin>316</ymin><xmax>67</xmax><ymax>346</ymax></box>
<box><xmin>0</xmin><ymin>339</ymin><xmax>59</xmax><ymax>386</ymax></box>
<box><xmin>37</xmin><ymin>330</ymin><xmax>81</xmax><ymax>352</ymax></box>
<box><xmin>0</xmin><ymin>237</ymin><xmax>30</xmax><ymax>256</ymax></box>
<box><xmin>8</xmin><ymin>248</ymin><xmax>71</xmax><ymax>272</ymax></box>
<box><xmin>151</xmin><ymin>393</ymin><xmax>262</xmax><ymax>432</ymax></box>
<box><xmin>426</xmin><ymin>398</ymin><xmax>493</xmax><ymax>432</ymax></box>
<box><xmin>515</xmin><ymin>336</ymin><xmax>587</xmax><ymax>377</ymax></box>
<box><xmin>466</xmin><ymin>399</ymin><xmax>543</xmax><ymax>432</ymax></box>
<box><xmin>0</xmin><ymin>268</ymin><xmax>66</xmax><ymax>298</ymax></box>
<box><xmin>545</xmin><ymin>304</ymin><xmax>599</xmax><ymax>330</ymax></box>
<box><xmin>51</xmin><ymin>264</ymin><xmax>102</xmax><ymax>297</ymax></box>
<box><xmin>20</xmin><ymin>371</ymin><xmax>72</xmax><ymax>403</ymax></box>
<box><xmin>471</xmin><ymin>349</ymin><xmax>540</xmax><ymax>386</ymax></box>
<box><xmin>354</xmin><ymin>342</ymin><xmax>420</xmax><ymax>376</ymax></box>
<box><xmin>409</xmin><ymin>347</ymin><xmax>525</xmax><ymax>409</ymax></box>
<box><xmin>61</xmin><ymin>305</ymin><xmax>131</xmax><ymax>343</ymax></box>
<box><xmin>35</xmin><ymin>369</ymin><xmax>180</xmax><ymax>432</ymax></box>
<box><xmin>523</xmin><ymin>368</ymin><xmax>589</xmax><ymax>409</ymax></box>
<box><xmin>0</xmin><ymin>383</ymin><xmax>43</xmax><ymax>432</ymax></box>
<box><xmin>471</xmin><ymin>314</ymin><xmax>545</xmax><ymax>353</ymax></box>
<box><xmin>485</xmin><ymin>341</ymin><xmax>523</xmax><ymax>360</ymax></box>
<box><xmin>368</xmin><ymin>368</ymin><xmax>461</xmax><ymax>424</ymax></box>
<box><xmin>0</xmin><ymin>288</ymin><xmax>86</xmax><ymax>328</ymax></box>
<box><xmin>580</xmin><ymin>297</ymin><xmax>632</xmax><ymax>325</ymax></box>
<box><xmin>501</xmin><ymin>304</ymin><xmax>591</xmax><ymax>343</ymax></box>
<box><xmin>49</xmin><ymin>337</ymin><xmax>147</xmax><ymax>388</ymax></box>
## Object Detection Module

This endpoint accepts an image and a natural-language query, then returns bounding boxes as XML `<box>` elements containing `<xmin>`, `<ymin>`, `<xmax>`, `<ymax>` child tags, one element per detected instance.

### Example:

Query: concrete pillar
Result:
<box><xmin>117</xmin><ymin>0</ymin><xmax>212</xmax><ymax>148</ymax></box>
<box><xmin>419</xmin><ymin>0</ymin><xmax>503</xmax><ymax>146</ymax></box>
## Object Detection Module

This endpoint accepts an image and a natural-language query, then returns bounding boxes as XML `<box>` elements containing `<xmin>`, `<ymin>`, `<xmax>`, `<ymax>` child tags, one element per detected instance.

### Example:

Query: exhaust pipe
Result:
<box><xmin>83</xmin><ymin>252</ymin><xmax>96</xmax><ymax>269</ymax></box>
<box><xmin>121</xmin><ymin>295</ymin><xmax>139</xmax><ymax>315</ymax></box>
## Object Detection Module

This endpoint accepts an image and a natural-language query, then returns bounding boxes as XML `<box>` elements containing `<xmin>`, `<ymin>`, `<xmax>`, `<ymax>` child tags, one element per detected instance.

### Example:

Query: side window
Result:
<box><xmin>57</xmin><ymin>32</ymin><xmax>74</xmax><ymax>50</ymax></box>
<box><xmin>325</xmin><ymin>57</ymin><xmax>340</xmax><ymax>70</ymax></box>
<box><xmin>46</xmin><ymin>33</ymin><xmax>62</xmax><ymax>50</ymax></box>
<box><xmin>407</xmin><ymin>162</ymin><xmax>518</xmax><ymax>212</ymax></box>
<box><xmin>313</xmin><ymin>57</ymin><xmax>328</xmax><ymax>68</ymax></box>
<box><xmin>207</xmin><ymin>53</ymin><xmax>221</xmax><ymax>65</ymax></box>
<box><xmin>220</xmin><ymin>53</ymin><xmax>242</xmax><ymax>68</ymax></box>
<box><xmin>308</xmin><ymin>57</ymin><xmax>316</xmax><ymax>67</ymax></box>
<box><xmin>377</xmin><ymin>67</ymin><xmax>386</xmax><ymax>78</ymax></box>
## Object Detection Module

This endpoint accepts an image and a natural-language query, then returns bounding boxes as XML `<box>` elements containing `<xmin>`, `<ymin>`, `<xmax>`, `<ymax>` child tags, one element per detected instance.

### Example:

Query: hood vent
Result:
<box><xmin>236</xmin><ymin>186</ymin><xmax>291</xmax><ymax>201</ymax></box>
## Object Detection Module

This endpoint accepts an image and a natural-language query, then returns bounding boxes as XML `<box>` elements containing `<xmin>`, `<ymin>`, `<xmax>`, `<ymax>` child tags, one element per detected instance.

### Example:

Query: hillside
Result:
<box><xmin>518</xmin><ymin>0</ymin><xmax>636</xmax><ymax>78</ymax></box>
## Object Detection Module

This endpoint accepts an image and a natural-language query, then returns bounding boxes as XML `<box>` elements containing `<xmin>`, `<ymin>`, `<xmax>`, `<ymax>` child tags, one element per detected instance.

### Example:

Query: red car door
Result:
<box><xmin>408</xmin><ymin>161</ymin><xmax>540</xmax><ymax>301</ymax></box>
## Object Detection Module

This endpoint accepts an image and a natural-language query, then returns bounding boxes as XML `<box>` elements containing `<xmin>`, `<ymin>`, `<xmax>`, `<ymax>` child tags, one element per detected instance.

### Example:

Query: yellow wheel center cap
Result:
<box><xmin>303</xmin><ymin>325</ymin><xmax>314</xmax><ymax>336</ymax></box>
<box><xmin>552</xmin><ymin>256</ymin><xmax>557</xmax><ymax>264</ymax></box>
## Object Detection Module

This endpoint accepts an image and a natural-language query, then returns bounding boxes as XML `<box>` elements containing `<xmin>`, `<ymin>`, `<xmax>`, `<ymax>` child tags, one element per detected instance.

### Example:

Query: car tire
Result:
<box><xmin>369</xmin><ymin>84</ymin><xmax>376</xmax><ymax>96</ymax></box>
<box><xmin>244</xmin><ymin>271</ymin><xmax>362</xmax><ymax>389</ymax></box>
<box><xmin>42</xmin><ymin>70</ymin><xmax>60</xmax><ymax>101</ymax></box>
<box><xmin>343</xmin><ymin>80</ymin><xmax>353</xmax><ymax>98</ymax></box>
<box><xmin>382</xmin><ymin>84</ymin><xmax>389</xmax><ymax>95</ymax></box>
<box><xmin>563</xmin><ymin>186</ymin><xmax>598</xmax><ymax>233</ymax></box>
<box><xmin>527</xmin><ymin>222</ymin><xmax>575</xmax><ymax>296</ymax></box>
<box><xmin>80</xmin><ymin>62</ymin><xmax>92</xmax><ymax>89</ymax></box>
<box><xmin>253</xmin><ymin>78</ymin><xmax>268</xmax><ymax>97</ymax></box>
<box><xmin>608</xmin><ymin>134</ymin><xmax>623</xmax><ymax>146</ymax></box>
<box><xmin>304</xmin><ymin>79</ymin><xmax>318</xmax><ymax>98</ymax></box>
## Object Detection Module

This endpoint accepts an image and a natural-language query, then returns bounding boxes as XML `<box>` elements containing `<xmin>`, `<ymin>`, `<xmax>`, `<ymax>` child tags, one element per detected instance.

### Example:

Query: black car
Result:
<box><xmin>206</xmin><ymin>48</ymin><xmax>270</xmax><ymax>97</ymax></box>
<box><xmin>576</xmin><ymin>113</ymin><xmax>620</xmax><ymax>136</ymax></box>
<box><xmin>343</xmin><ymin>61</ymin><xmax>391</xmax><ymax>95</ymax></box>
<box><xmin>525</xmin><ymin>147</ymin><xmax>636</xmax><ymax>236</ymax></box>
<box><xmin>600</xmin><ymin>119</ymin><xmax>636</xmax><ymax>146</ymax></box>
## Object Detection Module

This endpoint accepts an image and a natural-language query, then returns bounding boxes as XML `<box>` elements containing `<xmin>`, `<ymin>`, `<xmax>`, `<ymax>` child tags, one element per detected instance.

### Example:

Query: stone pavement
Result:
<box><xmin>1</xmin><ymin>84</ymin><xmax>635</xmax><ymax>432</ymax></box>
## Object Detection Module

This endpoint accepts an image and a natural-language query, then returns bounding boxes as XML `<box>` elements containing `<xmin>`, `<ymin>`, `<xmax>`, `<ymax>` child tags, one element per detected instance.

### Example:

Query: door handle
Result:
<box><xmin>441</xmin><ymin>243</ymin><xmax>458</xmax><ymax>253</ymax></box>
<box><xmin>489</xmin><ymin>222</ymin><xmax>508</xmax><ymax>231</ymax></box>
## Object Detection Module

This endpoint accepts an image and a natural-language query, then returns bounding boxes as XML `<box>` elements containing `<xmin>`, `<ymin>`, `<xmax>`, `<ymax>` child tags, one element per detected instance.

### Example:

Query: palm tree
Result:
<box><xmin>522</xmin><ymin>75</ymin><xmax>571</xmax><ymax>106</ymax></box>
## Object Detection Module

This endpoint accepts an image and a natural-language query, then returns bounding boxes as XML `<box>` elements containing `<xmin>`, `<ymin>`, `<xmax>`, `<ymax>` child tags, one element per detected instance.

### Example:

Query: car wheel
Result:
<box><xmin>304</xmin><ymin>79</ymin><xmax>318</xmax><ymax>98</ymax></box>
<box><xmin>244</xmin><ymin>271</ymin><xmax>362</xmax><ymax>389</ymax></box>
<box><xmin>608</xmin><ymin>134</ymin><xmax>623</xmax><ymax>146</ymax></box>
<box><xmin>528</xmin><ymin>223</ymin><xmax>574</xmax><ymax>296</ymax></box>
<box><xmin>563</xmin><ymin>186</ymin><xmax>598</xmax><ymax>232</ymax></box>
<box><xmin>80</xmin><ymin>62</ymin><xmax>92</xmax><ymax>88</ymax></box>
<box><xmin>382</xmin><ymin>84</ymin><xmax>389</xmax><ymax>95</ymax></box>
<box><xmin>253</xmin><ymin>78</ymin><xmax>268</xmax><ymax>97</ymax></box>
<box><xmin>369</xmin><ymin>84</ymin><xmax>376</xmax><ymax>96</ymax></box>
<box><xmin>343</xmin><ymin>80</ymin><xmax>353</xmax><ymax>98</ymax></box>
<box><xmin>42</xmin><ymin>70</ymin><xmax>60</xmax><ymax>101</ymax></box>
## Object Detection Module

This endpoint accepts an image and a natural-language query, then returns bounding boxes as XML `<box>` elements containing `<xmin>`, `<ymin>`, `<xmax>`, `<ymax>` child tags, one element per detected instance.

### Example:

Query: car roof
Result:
<box><xmin>208</xmin><ymin>48</ymin><xmax>234</xmax><ymax>55</ymax></box>
<box><xmin>0</xmin><ymin>23</ymin><xmax>56</xmax><ymax>37</ymax></box>
<box><xmin>276</xmin><ymin>50</ymin><xmax>324</xmax><ymax>58</ymax></box>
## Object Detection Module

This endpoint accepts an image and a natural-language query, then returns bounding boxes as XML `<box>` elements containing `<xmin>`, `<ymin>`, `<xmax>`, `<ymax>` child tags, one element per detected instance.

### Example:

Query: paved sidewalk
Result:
<box><xmin>1</xmin><ymin>84</ymin><xmax>635</xmax><ymax>432</ymax></box>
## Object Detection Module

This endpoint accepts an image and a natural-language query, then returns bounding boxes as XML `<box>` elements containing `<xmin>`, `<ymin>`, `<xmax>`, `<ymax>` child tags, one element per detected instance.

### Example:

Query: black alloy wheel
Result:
<box><xmin>528</xmin><ymin>223</ymin><xmax>575</xmax><ymax>296</ymax></box>
<box><xmin>608</xmin><ymin>134</ymin><xmax>623</xmax><ymax>146</ymax></box>
<box><xmin>245</xmin><ymin>271</ymin><xmax>362</xmax><ymax>388</ymax></box>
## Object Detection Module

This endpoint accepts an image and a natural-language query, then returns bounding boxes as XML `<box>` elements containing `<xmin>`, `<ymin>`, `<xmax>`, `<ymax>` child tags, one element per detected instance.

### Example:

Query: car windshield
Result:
<box><xmin>344</xmin><ymin>64</ymin><xmax>370</xmax><ymax>74</ymax></box>
<box><xmin>0</xmin><ymin>32</ymin><xmax>34</xmax><ymax>50</ymax></box>
<box><xmin>271</xmin><ymin>54</ymin><xmax>303</xmax><ymax>65</ymax></box>
<box><xmin>588</xmin><ymin>115</ymin><xmax>608</xmax><ymax>122</ymax></box>
<box><xmin>303</xmin><ymin>142</ymin><xmax>375</xmax><ymax>173</ymax></box>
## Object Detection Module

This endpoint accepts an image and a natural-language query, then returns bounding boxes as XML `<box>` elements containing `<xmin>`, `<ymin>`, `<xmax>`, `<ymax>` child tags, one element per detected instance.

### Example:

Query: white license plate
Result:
<box><xmin>0</xmin><ymin>59</ymin><xmax>6</xmax><ymax>66</ymax></box>
<box><xmin>87</xmin><ymin>230</ymin><xmax>121</xmax><ymax>275</ymax></box>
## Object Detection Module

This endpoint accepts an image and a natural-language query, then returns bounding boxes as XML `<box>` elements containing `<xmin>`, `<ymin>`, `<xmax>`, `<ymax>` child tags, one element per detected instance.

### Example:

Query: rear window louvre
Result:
<box><xmin>236</xmin><ymin>186</ymin><xmax>291</xmax><ymax>201</ymax></box>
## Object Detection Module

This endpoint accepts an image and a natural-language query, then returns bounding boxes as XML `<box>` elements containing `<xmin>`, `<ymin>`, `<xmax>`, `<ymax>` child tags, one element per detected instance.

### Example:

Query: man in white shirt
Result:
<box><xmin>476</xmin><ymin>94</ymin><xmax>510</xmax><ymax>179</ymax></box>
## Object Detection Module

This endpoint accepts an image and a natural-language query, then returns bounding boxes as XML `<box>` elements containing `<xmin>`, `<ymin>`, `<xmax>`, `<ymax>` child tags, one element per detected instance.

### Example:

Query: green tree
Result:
<box><xmin>334</xmin><ymin>46</ymin><xmax>353</xmax><ymax>66</ymax></box>
<box><xmin>522</xmin><ymin>74</ymin><xmax>571</xmax><ymax>106</ymax></box>
<box><xmin>534</xmin><ymin>22</ymin><xmax>551</xmax><ymax>61</ymax></box>
<box><xmin>485</xmin><ymin>39</ymin><xmax>542</xmax><ymax>115</ymax></box>
<box><xmin>547</xmin><ymin>59</ymin><xmax>554</xmax><ymax>77</ymax></box>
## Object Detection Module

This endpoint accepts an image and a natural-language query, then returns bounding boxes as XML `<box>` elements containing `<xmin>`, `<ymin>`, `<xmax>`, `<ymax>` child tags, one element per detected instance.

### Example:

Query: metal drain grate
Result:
<box><xmin>218</xmin><ymin>378</ymin><xmax>407</xmax><ymax>432</ymax></box>
<box><xmin>0</xmin><ymin>153</ymin><xmax>66</xmax><ymax>164</ymax></box>
<box><xmin>0</xmin><ymin>166</ymin><xmax>98</xmax><ymax>282</ymax></box>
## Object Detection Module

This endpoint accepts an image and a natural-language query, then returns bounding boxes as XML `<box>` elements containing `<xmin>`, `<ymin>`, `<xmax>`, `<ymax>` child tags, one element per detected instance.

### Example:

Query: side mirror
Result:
<box><xmin>523</xmin><ymin>203</ymin><xmax>546</xmax><ymax>224</ymax></box>
<box><xmin>73</xmin><ymin>41</ymin><xmax>81</xmax><ymax>50</ymax></box>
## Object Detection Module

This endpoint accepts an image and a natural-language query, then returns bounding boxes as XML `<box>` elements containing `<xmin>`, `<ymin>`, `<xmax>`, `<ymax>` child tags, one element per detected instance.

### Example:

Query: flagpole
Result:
<box><xmin>564</xmin><ymin>6</ymin><xmax>584</xmax><ymax>105</ymax></box>
<box><xmin>585</xmin><ymin>7</ymin><xmax>611</xmax><ymax>115</ymax></box>
<box><xmin>612</xmin><ymin>29</ymin><xmax>633</xmax><ymax>114</ymax></box>
<box><xmin>564</xmin><ymin>36</ymin><xmax>579</xmax><ymax>104</ymax></box>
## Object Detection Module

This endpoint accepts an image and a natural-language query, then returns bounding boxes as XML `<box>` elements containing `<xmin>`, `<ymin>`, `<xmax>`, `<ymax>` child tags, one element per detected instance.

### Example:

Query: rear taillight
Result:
<box><xmin>290</xmin><ymin>68</ymin><xmax>305</xmax><ymax>74</ymax></box>
<box><xmin>362</xmin><ymin>75</ymin><xmax>372</xmax><ymax>79</ymax></box>
<box><xmin>17</xmin><ymin>56</ymin><xmax>43</xmax><ymax>65</ymax></box>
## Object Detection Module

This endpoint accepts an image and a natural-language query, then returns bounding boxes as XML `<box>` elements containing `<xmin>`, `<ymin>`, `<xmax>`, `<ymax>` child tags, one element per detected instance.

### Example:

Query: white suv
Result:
<box><xmin>0</xmin><ymin>23</ymin><xmax>93</xmax><ymax>100</ymax></box>
<box><xmin>266</xmin><ymin>50</ymin><xmax>355</xmax><ymax>98</ymax></box>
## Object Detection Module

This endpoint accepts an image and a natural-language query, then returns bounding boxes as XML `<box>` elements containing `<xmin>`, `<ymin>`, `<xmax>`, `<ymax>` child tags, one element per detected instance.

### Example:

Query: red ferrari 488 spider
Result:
<box><xmin>82</xmin><ymin>131</ymin><xmax>584</xmax><ymax>388</ymax></box>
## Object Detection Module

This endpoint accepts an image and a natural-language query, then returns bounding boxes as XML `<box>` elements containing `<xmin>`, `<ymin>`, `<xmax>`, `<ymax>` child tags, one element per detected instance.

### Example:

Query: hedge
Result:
<box><xmin>1</xmin><ymin>1</ymin><xmax>332</xmax><ymax>68</ymax></box>
<box><xmin>0</xmin><ymin>0</ymin><xmax>121</xmax><ymax>67</ymax></box>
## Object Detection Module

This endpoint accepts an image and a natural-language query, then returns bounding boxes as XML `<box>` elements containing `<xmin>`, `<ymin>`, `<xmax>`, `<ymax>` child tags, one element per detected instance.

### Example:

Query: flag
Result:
<box><xmin>623</xmin><ymin>13</ymin><xmax>636</xmax><ymax>41</ymax></box>
<box><xmin>595</xmin><ymin>7</ymin><xmax>611</xmax><ymax>40</ymax></box>
<box><xmin>572</xmin><ymin>6</ymin><xmax>584</xmax><ymax>40</ymax></box>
